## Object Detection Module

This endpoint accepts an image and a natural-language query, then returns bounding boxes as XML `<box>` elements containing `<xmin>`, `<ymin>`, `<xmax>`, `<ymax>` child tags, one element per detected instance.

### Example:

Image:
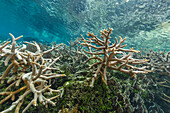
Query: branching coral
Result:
<box><xmin>133</xmin><ymin>49</ymin><xmax>170</xmax><ymax>104</ymax></box>
<box><xmin>0</xmin><ymin>34</ymin><xmax>66</xmax><ymax>113</ymax></box>
<box><xmin>134</xmin><ymin>49</ymin><xmax>170</xmax><ymax>76</ymax></box>
<box><xmin>53</xmin><ymin>38</ymin><xmax>88</xmax><ymax>74</ymax></box>
<box><xmin>80</xmin><ymin>28</ymin><xmax>149</xmax><ymax>87</ymax></box>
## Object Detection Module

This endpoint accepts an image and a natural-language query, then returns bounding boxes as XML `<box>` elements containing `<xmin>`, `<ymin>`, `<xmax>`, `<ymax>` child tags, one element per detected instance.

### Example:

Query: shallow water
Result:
<box><xmin>0</xmin><ymin>0</ymin><xmax>169</xmax><ymax>50</ymax></box>
<box><xmin>0</xmin><ymin>0</ymin><xmax>169</xmax><ymax>113</ymax></box>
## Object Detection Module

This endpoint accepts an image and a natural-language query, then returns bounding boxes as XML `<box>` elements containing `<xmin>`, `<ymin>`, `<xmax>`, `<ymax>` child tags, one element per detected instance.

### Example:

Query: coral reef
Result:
<box><xmin>0</xmin><ymin>34</ymin><xmax>66</xmax><ymax>113</ymax></box>
<box><xmin>0</xmin><ymin>28</ymin><xmax>169</xmax><ymax>113</ymax></box>
<box><xmin>53</xmin><ymin>38</ymin><xmax>88</xmax><ymax>75</ymax></box>
<box><xmin>133</xmin><ymin>48</ymin><xmax>170</xmax><ymax>106</ymax></box>
<box><xmin>79</xmin><ymin>28</ymin><xmax>149</xmax><ymax>87</ymax></box>
<box><xmin>134</xmin><ymin>49</ymin><xmax>170</xmax><ymax>76</ymax></box>
<box><xmin>54</xmin><ymin>71</ymin><xmax>165</xmax><ymax>113</ymax></box>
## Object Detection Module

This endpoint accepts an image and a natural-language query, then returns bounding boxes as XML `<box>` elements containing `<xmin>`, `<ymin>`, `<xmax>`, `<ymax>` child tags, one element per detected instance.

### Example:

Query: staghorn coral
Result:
<box><xmin>134</xmin><ymin>49</ymin><xmax>170</xmax><ymax>76</ymax></box>
<box><xmin>0</xmin><ymin>34</ymin><xmax>66</xmax><ymax>113</ymax></box>
<box><xmin>138</xmin><ymin>49</ymin><xmax>170</xmax><ymax>104</ymax></box>
<box><xmin>53</xmin><ymin>38</ymin><xmax>88</xmax><ymax>74</ymax></box>
<box><xmin>0</xmin><ymin>31</ymin><xmax>168</xmax><ymax>113</ymax></box>
<box><xmin>80</xmin><ymin>28</ymin><xmax>149</xmax><ymax>87</ymax></box>
<box><xmin>133</xmin><ymin>48</ymin><xmax>170</xmax><ymax>108</ymax></box>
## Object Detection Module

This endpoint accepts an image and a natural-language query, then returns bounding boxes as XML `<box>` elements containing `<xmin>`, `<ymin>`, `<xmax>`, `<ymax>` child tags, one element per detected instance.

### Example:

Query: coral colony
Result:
<box><xmin>79</xmin><ymin>28</ymin><xmax>149</xmax><ymax>87</ymax></box>
<box><xmin>0</xmin><ymin>28</ymin><xmax>169</xmax><ymax>112</ymax></box>
<box><xmin>0</xmin><ymin>33</ymin><xmax>65</xmax><ymax>113</ymax></box>
<box><xmin>134</xmin><ymin>49</ymin><xmax>170</xmax><ymax>76</ymax></box>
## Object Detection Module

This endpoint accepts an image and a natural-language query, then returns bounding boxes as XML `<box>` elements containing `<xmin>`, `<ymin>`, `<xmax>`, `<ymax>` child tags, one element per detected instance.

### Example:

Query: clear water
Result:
<box><xmin>0</xmin><ymin>0</ymin><xmax>169</xmax><ymax>50</ymax></box>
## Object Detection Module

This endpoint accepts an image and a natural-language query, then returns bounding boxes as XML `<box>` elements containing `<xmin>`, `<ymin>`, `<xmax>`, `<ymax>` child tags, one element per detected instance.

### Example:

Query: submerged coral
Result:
<box><xmin>54</xmin><ymin>38</ymin><xmax>88</xmax><ymax>75</ymax></box>
<box><xmin>79</xmin><ymin>28</ymin><xmax>149</xmax><ymax>87</ymax></box>
<box><xmin>0</xmin><ymin>34</ymin><xmax>66</xmax><ymax>113</ymax></box>
<box><xmin>134</xmin><ymin>49</ymin><xmax>170</xmax><ymax>76</ymax></box>
<box><xmin>133</xmin><ymin>48</ymin><xmax>170</xmax><ymax>105</ymax></box>
<box><xmin>0</xmin><ymin>28</ymin><xmax>169</xmax><ymax>113</ymax></box>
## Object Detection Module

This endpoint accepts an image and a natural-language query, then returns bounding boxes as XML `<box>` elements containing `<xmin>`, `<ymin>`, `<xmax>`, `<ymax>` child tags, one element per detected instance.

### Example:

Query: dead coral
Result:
<box><xmin>80</xmin><ymin>28</ymin><xmax>149</xmax><ymax>87</ymax></box>
<box><xmin>0</xmin><ymin>33</ymin><xmax>66</xmax><ymax>113</ymax></box>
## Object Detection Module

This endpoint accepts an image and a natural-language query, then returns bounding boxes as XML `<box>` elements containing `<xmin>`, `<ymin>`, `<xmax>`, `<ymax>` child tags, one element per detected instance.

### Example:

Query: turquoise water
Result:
<box><xmin>0</xmin><ymin>0</ymin><xmax>169</xmax><ymax>50</ymax></box>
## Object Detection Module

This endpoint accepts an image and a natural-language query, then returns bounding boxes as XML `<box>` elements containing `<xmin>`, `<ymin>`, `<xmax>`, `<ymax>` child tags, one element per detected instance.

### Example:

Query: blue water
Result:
<box><xmin>0</xmin><ymin>0</ymin><xmax>70</xmax><ymax>43</ymax></box>
<box><xmin>0</xmin><ymin>0</ymin><xmax>169</xmax><ymax>47</ymax></box>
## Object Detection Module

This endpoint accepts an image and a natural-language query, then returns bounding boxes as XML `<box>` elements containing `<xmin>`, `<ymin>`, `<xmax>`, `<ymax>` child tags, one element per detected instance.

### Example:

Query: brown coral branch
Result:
<box><xmin>0</xmin><ymin>41</ymin><xmax>11</xmax><ymax>50</ymax></box>
<box><xmin>0</xmin><ymin>33</ymin><xmax>66</xmax><ymax>112</ymax></box>
<box><xmin>81</xmin><ymin>28</ymin><xmax>149</xmax><ymax>87</ymax></box>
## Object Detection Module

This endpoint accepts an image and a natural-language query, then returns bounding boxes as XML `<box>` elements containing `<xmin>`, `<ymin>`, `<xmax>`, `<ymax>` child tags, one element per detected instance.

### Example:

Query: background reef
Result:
<box><xmin>0</xmin><ymin>0</ymin><xmax>169</xmax><ymax>50</ymax></box>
